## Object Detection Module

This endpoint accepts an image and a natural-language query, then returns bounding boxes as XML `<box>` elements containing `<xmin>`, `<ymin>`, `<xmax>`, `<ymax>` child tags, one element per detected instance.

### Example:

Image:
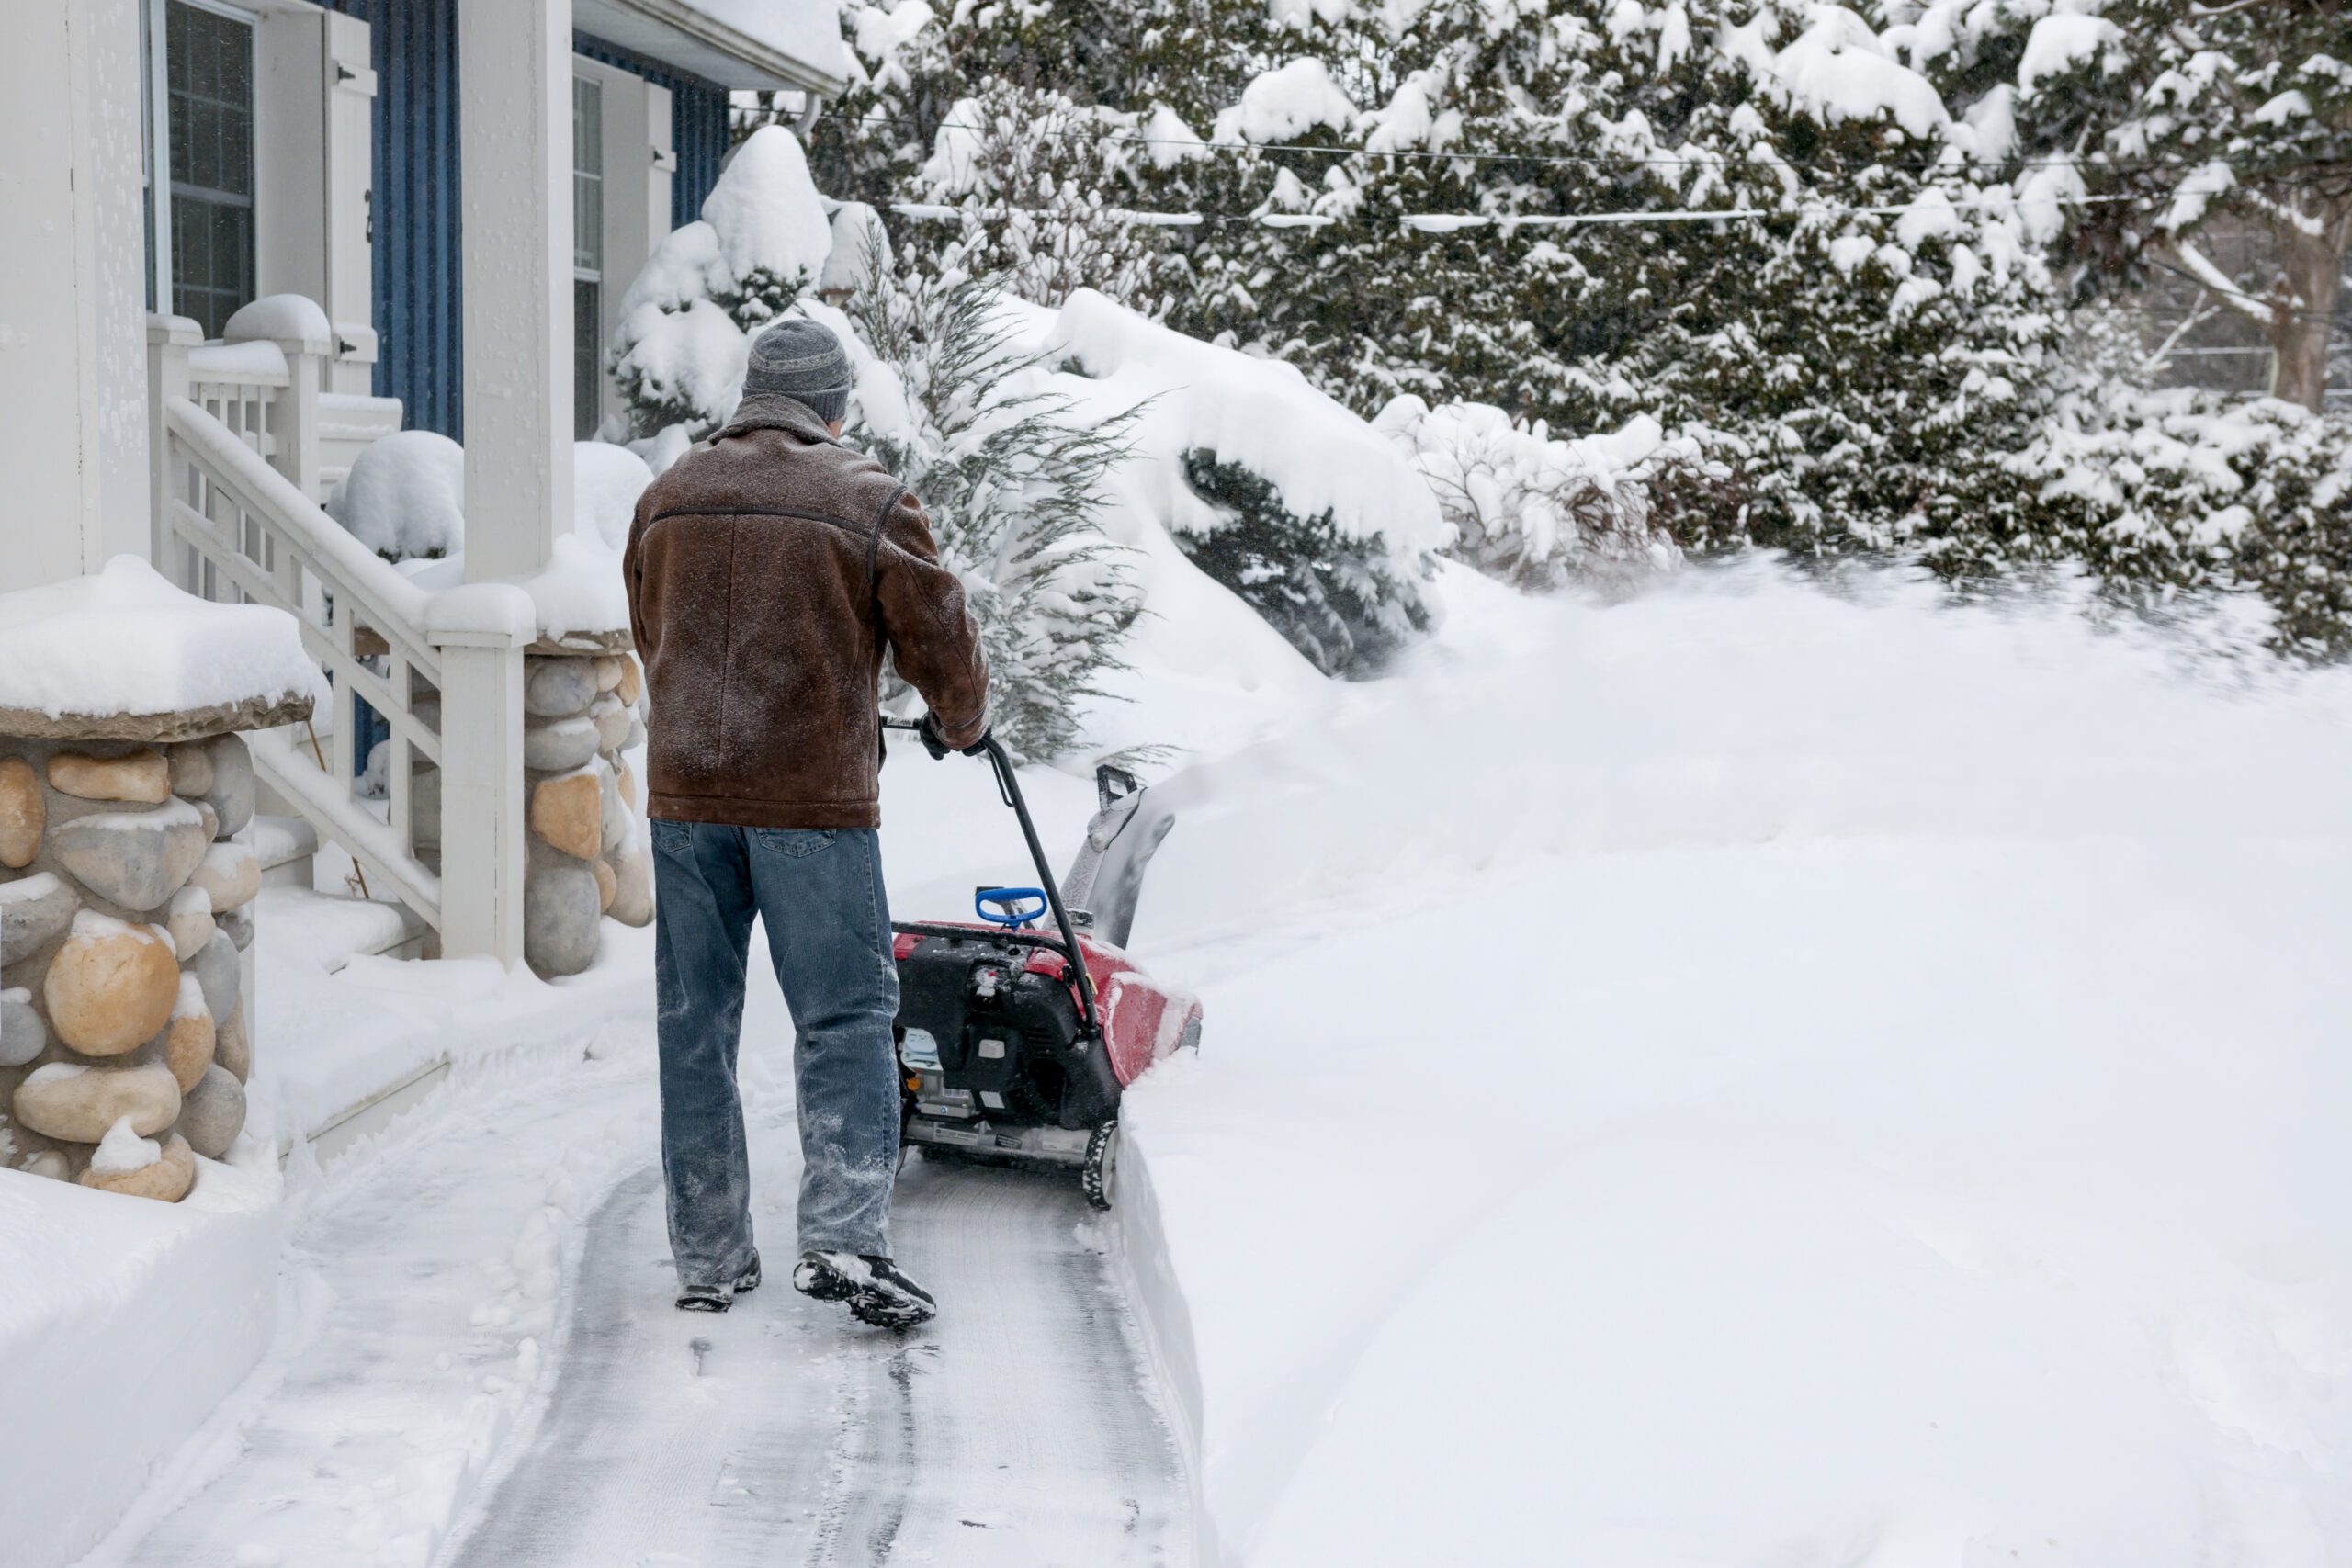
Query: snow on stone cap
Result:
<box><xmin>0</xmin><ymin>557</ymin><xmax>325</xmax><ymax>731</ymax></box>
<box><xmin>1042</xmin><ymin>290</ymin><xmax>1446</xmax><ymax>554</ymax></box>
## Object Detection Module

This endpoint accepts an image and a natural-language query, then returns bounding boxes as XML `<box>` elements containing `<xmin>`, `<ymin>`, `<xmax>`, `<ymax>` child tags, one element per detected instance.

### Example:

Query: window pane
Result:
<box><xmin>573</xmin><ymin>78</ymin><xmax>602</xmax><ymax>176</ymax></box>
<box><xmin>572</xmin><ymin>78</ymin><xmax>603</xmax><ymax>273</ymax></box>
<box><xmin>575</xmin><ymin>172</ymin><xmax>603</xmax><ymax>273</ymax></box>
<box><xmin>165</xmin><ymin>1</ymin><xmax>254</xmax><ymax>334</ymax></box>
<box><xmin>574</xmin><ymin>278</ymin><xmax>602</xmax><ymax>440</ymax></box>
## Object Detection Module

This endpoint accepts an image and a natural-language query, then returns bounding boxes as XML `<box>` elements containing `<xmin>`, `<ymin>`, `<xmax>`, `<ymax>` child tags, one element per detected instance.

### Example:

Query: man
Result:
<box><xmin>623</xmin><ymin>318</ymin><xmax>989</xmax><ymax>1327</ymax></box>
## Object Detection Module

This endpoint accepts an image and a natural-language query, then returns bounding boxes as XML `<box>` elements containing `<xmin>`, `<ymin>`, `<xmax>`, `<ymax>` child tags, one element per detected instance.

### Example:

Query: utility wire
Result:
<box><xmin>889</xmin><ymin>190</ymin><xmax>2132</xmax><ymax>231</ymax></box>
<box><xmin>775</xmin><ymin>101</ymin><xmax>2340</xmax><ymax>179</ymax></box>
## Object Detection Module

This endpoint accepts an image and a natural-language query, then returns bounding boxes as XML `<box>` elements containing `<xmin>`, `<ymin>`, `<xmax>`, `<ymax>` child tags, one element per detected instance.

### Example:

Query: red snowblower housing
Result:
<box><xmin>883</xmin><ymin>721</ymin><xmax>1200</xmax><ymax>1209</ymax></box>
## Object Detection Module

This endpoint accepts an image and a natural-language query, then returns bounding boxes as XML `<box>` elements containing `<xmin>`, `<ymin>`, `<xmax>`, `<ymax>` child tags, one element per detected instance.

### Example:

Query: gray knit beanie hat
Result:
<box><xmin>741</xmin><ymin>318</ymin><xmax>853</xmax><ymax>424</ymax></box>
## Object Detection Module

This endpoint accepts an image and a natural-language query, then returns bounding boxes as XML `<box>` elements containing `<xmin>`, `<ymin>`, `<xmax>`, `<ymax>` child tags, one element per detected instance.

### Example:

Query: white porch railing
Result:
<box><xmin>148</xmin><ymin>311</ymin><xmax>529</xmax><ymax>966</ymax></box>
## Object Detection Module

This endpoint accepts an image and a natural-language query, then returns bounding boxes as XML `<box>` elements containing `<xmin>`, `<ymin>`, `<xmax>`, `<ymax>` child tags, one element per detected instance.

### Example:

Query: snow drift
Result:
<box><xmin>1119</xmin><ymin>559</ymin><xmax>2352</xmax><ymax>1565</ymax></box>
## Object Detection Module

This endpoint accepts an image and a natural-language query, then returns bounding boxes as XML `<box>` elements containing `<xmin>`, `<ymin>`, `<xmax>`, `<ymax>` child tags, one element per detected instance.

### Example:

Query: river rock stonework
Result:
<box><xmin>1</xmin><ymin>726</ymin><xmax>273</xmax><ymax>1201</ymax></box>
<box><xmin>517</xmin><ymin>651</ymin><xmax>653</xmax><ymax>979</ymax></box>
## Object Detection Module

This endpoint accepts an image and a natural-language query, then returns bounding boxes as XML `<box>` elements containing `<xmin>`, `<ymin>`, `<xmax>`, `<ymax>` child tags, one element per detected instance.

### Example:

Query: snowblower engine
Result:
<box><xmin>886</xmin><ymin>743</ymin><xmax>1201</xmax><ymax>1209</ymax></box>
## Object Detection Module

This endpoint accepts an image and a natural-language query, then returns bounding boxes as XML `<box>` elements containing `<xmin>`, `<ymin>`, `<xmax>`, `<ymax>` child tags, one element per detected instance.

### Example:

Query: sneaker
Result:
<box><xmin>791</xmin><ymin>1250</ymin><xmax>937</xmax><ymax>1328</ymax></box>
<box><xmin>675</xmin><ymin>1250</ymin><xmax>763</xmax><ymax>1313</ymax></box>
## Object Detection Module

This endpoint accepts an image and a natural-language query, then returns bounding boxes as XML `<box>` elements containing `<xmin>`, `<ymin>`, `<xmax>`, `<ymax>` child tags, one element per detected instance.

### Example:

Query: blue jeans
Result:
<box><xmin>650</xmin><ymin>819</ymin><xmax>902</xmax><ymax>1288</ymax></box>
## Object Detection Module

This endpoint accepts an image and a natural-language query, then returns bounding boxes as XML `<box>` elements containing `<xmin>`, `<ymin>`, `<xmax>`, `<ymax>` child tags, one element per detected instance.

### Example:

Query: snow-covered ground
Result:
<box><xmin>56</xmin><ymin>557</ymin><xmax>2352</xmax><ymax>1567</ymax></box>
<box><xmin>1121</xmin><ymin>561</ymin><xmax>2352</xmax><ymax>1564</ymax></box>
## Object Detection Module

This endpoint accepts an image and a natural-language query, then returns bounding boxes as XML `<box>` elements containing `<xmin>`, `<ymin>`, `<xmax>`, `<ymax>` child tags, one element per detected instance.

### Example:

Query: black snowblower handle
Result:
<box><xmin>881</xmin><ymin>717</ymin><xmax>1102</xmax><ymax>1035</ymax></box>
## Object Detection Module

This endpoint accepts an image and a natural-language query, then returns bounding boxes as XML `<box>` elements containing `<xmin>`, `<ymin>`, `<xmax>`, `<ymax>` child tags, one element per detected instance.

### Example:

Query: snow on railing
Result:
<box><xmin>151</xmin><ymin>313</ymin><xmax>447</xmax><ymax>937</ymax></box>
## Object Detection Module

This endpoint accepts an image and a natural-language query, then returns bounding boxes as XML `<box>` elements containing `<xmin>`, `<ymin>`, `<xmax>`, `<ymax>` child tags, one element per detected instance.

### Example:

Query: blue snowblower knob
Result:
<box><xmin>975</xmin><ymin>886</ymin><xmax>1049</xmax><ymax>928</ymax></box>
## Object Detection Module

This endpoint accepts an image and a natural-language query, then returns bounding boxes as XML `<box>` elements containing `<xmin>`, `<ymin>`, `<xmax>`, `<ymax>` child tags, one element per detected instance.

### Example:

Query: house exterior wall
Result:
<box><xmin>326</xmin><ymin>3</ymin><xmax>733</xmax><ymax>442</ymax></box>
<box><xmin>326</xmin><ymin>0</ymin><xmax>463</xmax><ymax>436</ymax></box>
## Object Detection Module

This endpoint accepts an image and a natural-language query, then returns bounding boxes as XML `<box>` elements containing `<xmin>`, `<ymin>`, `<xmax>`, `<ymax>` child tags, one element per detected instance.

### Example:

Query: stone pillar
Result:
<box><xmin>458</xmin><ymin>0</ymin><xmax>573</xmax><ymax>585</ymax></box>
<box><xmin>2</xmin><ymin>729</ymin><xmax>265</xmax><ymax>1200</ymax></box>
<box><xmin>517</xmin><ymin>647</ymin><xmax>653</xmax><ymax>977</ymax></box>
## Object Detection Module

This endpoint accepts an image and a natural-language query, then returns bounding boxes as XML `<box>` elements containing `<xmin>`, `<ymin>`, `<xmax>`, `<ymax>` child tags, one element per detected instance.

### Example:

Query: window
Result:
<box><xmin>572</xmin><ymin>75</ymin><xmax>604</xmax><ymax>440</ymax></box>
<box><xmin>166</xmin><ymin>0</ymin><xmax>255</xmax><ymax>339</ymax></box>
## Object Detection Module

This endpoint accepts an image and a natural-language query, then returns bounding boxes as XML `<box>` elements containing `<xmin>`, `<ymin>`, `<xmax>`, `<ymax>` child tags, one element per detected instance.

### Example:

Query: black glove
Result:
<box><xmin>918</xmin><ymin>713</ymin><xmax>992</xmax><ymax>759</ymax></box>
<box><xmin>917</xmin><ymin>712</ymin><xmax>954</xmax><ymax>760</ymax></box>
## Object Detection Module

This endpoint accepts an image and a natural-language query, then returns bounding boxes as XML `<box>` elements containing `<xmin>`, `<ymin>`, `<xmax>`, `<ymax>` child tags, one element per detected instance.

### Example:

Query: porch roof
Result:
<box><xmin>571</xmin><ymin>0</ymin><xmax>848</xmax><ymax>95</ymax></box>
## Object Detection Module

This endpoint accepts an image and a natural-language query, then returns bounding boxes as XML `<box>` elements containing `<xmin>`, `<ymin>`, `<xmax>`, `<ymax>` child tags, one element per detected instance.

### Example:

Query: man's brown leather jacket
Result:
<box><xmin>623</xmin><ymin>395</ymin><xmax>989</xmax><ymax>829</ymax></box>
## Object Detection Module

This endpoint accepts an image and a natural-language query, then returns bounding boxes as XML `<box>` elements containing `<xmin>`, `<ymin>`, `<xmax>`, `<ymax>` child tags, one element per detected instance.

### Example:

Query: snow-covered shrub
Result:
<box><xmin>328</xmin><ymin>430</ymin><xmax>465</xmax><ymax>560</ymax></box>
<box><xmin>1038</xmin><ymin>288</ymin><xmax>1448</xmax><ymax>678</ymax></box>
<box><xmin>1376</xmin><ymin>397</ymin><xmax>1682</xmax><ymax>592</ymax></box>
<box><xmin>1177</xmin><ymin>452</ymin><xmax>1433</xmax><ymax>677</ymax></box>
<box><xmin>609</xmin><ymin>125</ymin><xmax>833</xmax><ymax>437</ymax></box>
<box><xmin>912</xmin><ymin>81</ymin><xmax>1165</xmax><ymax>312</ymax></box>
<box><xmin>842</xmin><ymin>242</ymin><xmax>1144</xmax><ymax>761</ymax></box>
<box><xmin>1991</xmin><ymin>390</ymin><xmax>2352</xmax><ymax>657</ymax></box>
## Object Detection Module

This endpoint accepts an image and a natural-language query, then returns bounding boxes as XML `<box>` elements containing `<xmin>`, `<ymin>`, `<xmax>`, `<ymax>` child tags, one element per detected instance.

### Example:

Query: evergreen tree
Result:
<box><xmin>843</xmin><ymin>235</ymin><xmax>1148</xmax><ymax>759</ymax></box>
<box><xmin>1931</xmin><ymin>0</ymin><xmax>2351</xmax><ymax>412</ymax></box>
<box><xmin>903</xmin><ymin>79</ymin><xmax>1168</xmax><ymax>311</ymax></box>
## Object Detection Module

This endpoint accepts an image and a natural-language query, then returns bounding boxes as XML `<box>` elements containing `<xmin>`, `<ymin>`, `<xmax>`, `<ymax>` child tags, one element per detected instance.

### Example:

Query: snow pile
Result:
<box><xmin>2015</xmin><ymin>13</ymin><xmax>2129</xmax><ymax>97</ymax></box>
<box><xmin>0</xmin><ymin>556</ymin><xmax>326</xmax><ymax>722</ymax></box>
<box><xmin>329</xmin><ymin>429</ymin><xmax>466</xmax><ymax>560</ymax></box>
<box><xmin>1118</xmin><ymin>559</ymin><xmax>2352</xmax><ymax>1565</ymax></box>
<box><xmin>220</xmin><ymin>293</ymin><xmax>334</xmax><ymax>346</ymax></box>
<box><xmin>696</xmin><ymin>126</ymin><xmax>835</xmax><ymax>304</ymax></box>
<box><xmin>1375</xmin><ymin>396</ymin><xmax>1682</xmax><ymax>589</ymax></box>
<box><xmin>0</xmin><ymin>1142</ymin><xmax>279</xmax><ymax>1568</ymax></box>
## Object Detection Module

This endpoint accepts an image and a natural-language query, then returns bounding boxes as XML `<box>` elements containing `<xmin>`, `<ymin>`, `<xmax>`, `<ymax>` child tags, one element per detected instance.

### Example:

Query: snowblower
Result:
<box><xmin>882</xmin><ymin>718</ymin><xmax>1201</xmax><ymax>1209</ymax></box>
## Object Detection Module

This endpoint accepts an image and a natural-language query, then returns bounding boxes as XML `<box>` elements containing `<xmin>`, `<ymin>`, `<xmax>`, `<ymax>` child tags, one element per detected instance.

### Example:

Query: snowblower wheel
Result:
<box><xmin>1081</xmin><ymin>1120</ymin><xmax>1120</xmax><ymax>1211</ymax></box>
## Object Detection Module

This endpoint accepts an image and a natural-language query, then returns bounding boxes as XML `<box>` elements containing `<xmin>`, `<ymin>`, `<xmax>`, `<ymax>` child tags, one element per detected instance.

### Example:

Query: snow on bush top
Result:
<box><xmin>0</xmin><ymin>557</ymin><xmax>327</xmax><ymax>721</ymax></box>
<box><xmin>1377</xmin><ymin>397</ymin><xmax>1681</xmax><ymax>587</ymax></box>
<box><xmin>1733</xmin><ymin>5</ymin><xmax>1949</xmax><ymax>140</ymax></box>
<box><xmin>613</xmin><ymin>128</ymin><xmax>837</xmax><ymax>434</ymax></box>
<box><xmin>699</xmin><ymin>126</ymin><xmax>832</xmax><ymax>299</ymax></box>
<box><xmin>1211</xmin><ymin>57</ymin><xmax>1360</xmax><ymax>144</ymax></box>
<box><xmin>1042</xmin><ymin>289</ymin><xmax>1446</xmax><ymax>555</ymax></box>
<box><xmin>329</xmin><ymin>430</ymin><xmax>465</xmax><ymax>561</ymax></box>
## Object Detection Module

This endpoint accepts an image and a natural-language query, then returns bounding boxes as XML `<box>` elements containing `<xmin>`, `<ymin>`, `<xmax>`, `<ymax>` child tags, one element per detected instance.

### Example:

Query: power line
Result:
<box><xmin>779</xmin><ymin>101</ymin><xmax>2334</xmax><ymax>180</ymax></box>
<box><xmin>889</xmin><ymin>191</ymin><xmax>2132</xmax><ymax>231</ymax></box>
